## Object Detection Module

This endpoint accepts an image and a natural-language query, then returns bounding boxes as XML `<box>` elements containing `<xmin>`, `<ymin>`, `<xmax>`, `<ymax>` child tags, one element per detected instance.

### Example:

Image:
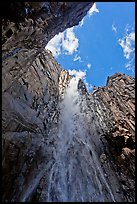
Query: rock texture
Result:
<box><xmin>2</xmin><ymin>2</ymin><xmax>135</xmax><ymax>202</ymax></box>
<box><xmin>2</xmin><ymin>2</ymin><xmax>93</xmax><ymax>93</ymax></box>
<box><xmin>2</xmin><ymin>2</ymin><xmax>93</xmax><ymax>52</ymax></box>
<box><xmin>83</xmin><ymin>73</ymin><xmax>135</xmax><ymax>202</ymax></box>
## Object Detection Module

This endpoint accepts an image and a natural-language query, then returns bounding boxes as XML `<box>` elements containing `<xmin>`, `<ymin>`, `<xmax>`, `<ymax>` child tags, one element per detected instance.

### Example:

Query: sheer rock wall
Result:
<box><xmin>81</xmin><ymin>73</ymin><xmax>135</xmax><ymax>202</ymax></box>
<box><xmin>2</xmin><ymin>2</ymin><xmax>135</xmax><ymax>202</ymax></box>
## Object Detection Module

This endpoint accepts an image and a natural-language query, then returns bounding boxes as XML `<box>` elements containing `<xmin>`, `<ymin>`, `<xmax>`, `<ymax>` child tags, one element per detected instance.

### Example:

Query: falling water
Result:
<box><xmin>47</xmin><ymin>77</ymin><xmax>116</xmax><ymax>202</ymax></box>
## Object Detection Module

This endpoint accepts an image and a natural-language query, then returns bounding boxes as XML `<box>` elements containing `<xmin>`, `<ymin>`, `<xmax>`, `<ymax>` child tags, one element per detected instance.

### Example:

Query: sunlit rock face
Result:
<box><xmin>82</xmin><ymin>73</ymin><xmax>135</xmax><ymax>202</ymax></box>
<box><xmin>2</xmin><ymin>2</ymin><xmax>135</xmax><ymax>202</ymax></box>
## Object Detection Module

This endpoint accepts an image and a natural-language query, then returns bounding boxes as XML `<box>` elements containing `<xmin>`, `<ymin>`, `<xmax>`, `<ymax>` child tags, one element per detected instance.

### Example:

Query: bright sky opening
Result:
<box><xmin>45</xmin><ymin>2</ymin><xmax>135</xmax><ymax>93</ymax></box>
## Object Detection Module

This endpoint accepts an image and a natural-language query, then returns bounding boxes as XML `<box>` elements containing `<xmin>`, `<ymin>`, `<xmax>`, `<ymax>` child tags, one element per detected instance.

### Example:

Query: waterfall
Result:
<box><xmin>47</xmin><ymin>77</ymin><xmax>116</xmax><ymax>202</ymax></box>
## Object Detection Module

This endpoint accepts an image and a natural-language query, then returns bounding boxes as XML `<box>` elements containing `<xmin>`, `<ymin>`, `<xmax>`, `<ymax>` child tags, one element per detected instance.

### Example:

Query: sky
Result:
<box><xmin>45</xmin><ymin>2</ymin><xmax>135</xmax><ymax>93</ymax></box>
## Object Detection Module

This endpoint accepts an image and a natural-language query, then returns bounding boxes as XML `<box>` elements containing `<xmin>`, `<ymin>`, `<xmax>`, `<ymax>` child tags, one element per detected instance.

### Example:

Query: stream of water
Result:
<box><xmin>47</xmin><ymin>77</ymin><xmax>116</xmax><ymax>202</ymax></box>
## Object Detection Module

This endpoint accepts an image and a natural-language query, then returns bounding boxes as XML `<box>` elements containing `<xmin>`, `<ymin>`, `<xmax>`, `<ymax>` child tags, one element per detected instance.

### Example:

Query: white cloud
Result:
<box><xmin>68</xmin><ymin>69</ymin><xmax>86</xmax><ymax>80</ymax></box>
<box><xmin>125</xmin><ymin>56</ymin><xmax>135</xmax><ymax>72</ymax></box>
<box><xmin>62</xmin><ymin>27</ymin><xmax>79</xmax><ymax>55</ymax></box>
<box><xmin>129</xmin><ymin>32</ymin><xmax>135</xmax><ymax>41</ymax></box>
<box><xmin>88</xmin><ymin>3</ymin><xmax>99</xmax><ymax>16</ymax></box>
<box><xmin>112</xmin><ymin>24</ymin><xmax>117</xmax><ymax>34</ymax></box>
<box><xmin>73</xmin><ymin>55</ymin><xmax>81</xmax><ymax>61</ymax></box>
<box><xmin>45</xmin><ymin>32</ymin><xmax>64</xmax><ymax>57</ymax></box>
<box><xmin>73</xmin><ymin>55</ymin><xmax>83</xmax><ymax>62</ymax></box>
<box><xmin>125</xmin><ymin>62</ymin><xmax>132</xmax><ymax>70</ymax></box>
<box><xmin>118</xmin><ymin>26</ymin><xmax>135</xmax><ymax>73</ymax></box>
<box><xmin>118</xmin><ymin>31</ymin><xmax>135</xmax><ymax>59</ymax></box>
<box><xmin>87</xmin><ymin>63</ymin><xmax>91</xmax><ymax>69</ymax></box>
<box><xmin>45</xmin><ymin>27</ymin><xmax>79</xmax><ymax>57</ymax></box>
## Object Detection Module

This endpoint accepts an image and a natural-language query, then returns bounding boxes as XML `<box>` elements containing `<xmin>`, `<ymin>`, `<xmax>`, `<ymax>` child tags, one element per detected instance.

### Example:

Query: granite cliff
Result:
<box><xmin>2</xmin><ymin>2</ymin><xmax>135</xmax><ymax>202</ymax></box>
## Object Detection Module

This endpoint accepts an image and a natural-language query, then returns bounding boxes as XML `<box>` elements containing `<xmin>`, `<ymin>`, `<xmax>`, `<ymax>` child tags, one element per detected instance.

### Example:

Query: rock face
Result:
<box><xmin>2</xmin><ymin>2</ymin><xmax>93</xmax><ymax>50</ymax></box>
<box><xmin>2</xmin><ymin>2</ymin><xmax>135</xmax><ymax>202</ymax></box>
<box><xmin>83</xmin><ymin>73</ymin><xmax>135</xmax><ymax>202</ymax></box>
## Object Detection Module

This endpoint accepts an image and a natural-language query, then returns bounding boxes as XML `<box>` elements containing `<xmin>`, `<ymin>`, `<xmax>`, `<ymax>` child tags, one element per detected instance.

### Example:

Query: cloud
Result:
<box><xmin>87</xmin><ymin>63</ymin><xmax>91</xmax><ymax>69</ymax></box>
<box><xmin>68</xmin><ymin>69</ymin><xmax>86</xmax><ymax>79</ymax></box>
<box><xmin>73</xmin><ymin>55</ymin><xmax>81</xmax><ymax>61</ymax></box>
<box><xmin>125</xmin><ymin>56</ymin><xmax>135</xmax><ymax>72</ymax></box>
<box><xmin>62</xmin><ymin>27</ymin><xmax>79</xmax><ymax>55</ymax></box>
<box><xmin>45</xmin><ymin>32</ymin><xmax>64</xmax><ymax>57</ymax></box>
<box><xmin>45</xmin><ymin>27</ymin><xmax>79</xmax><ymax>57</ymax></box>
<box><xmin>129</xmin><ymin>32</ymin><xmax>135</xmax><ymax>41</ymax></box>
<box><xmin>88</xmin><ymin>3</ymin><xmax>99</xmax><ymax>16</ymax></box>
<box><xmin>118</xmin><ymin>26</ymin><xmax>135</xmax><ymax>73</ymax></box>
<box><xmin>118</xmin><ymin>31</ymin><xmax>135</xmax><ymax>59</ymax></box>
<box><xmin>73</xmin><ymin>54</ymin><xmax>83</xmax><ymax>62</ymax></box>
<box><xmin>112</xmin><ymin>24</ymin><xmax>117</xmax><ymax>34</ymax></box>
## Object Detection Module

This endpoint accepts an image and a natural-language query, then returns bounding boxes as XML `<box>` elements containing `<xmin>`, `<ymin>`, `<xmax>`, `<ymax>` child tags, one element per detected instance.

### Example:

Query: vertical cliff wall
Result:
<box><xmin>2</xmin><ymin>2</ymin><xmax>135</xmax><ymax>202</ymax></box>
<box><xmin>81</xmin><ymin>73</ymin><xmax>135</xmax><ymax>202</ymax></box>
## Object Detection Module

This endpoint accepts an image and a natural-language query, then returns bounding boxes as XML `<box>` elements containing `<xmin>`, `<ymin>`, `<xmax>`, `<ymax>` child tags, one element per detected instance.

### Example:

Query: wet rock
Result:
<box><xmin>100</xmin><ymin>153</ymin><xmax>107</xmax><ymax>163</ymax></box>
<box><xmin>2</xmin><ymin>2</ymin><xmax>135</xmax><ymax>202</ymax></box>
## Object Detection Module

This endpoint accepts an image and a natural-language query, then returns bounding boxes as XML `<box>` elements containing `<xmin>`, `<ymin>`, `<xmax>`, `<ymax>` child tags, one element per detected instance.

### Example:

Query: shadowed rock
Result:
<box><xmin>2</xmin><ymin>2</ymin><xmax>135</xmax><ymax>202</ymax></box>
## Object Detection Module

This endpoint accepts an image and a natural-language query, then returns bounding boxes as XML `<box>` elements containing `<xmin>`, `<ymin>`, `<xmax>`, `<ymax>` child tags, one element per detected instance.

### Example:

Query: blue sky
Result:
<box><xmin>46</xmin><ymin>2</ymin><xmax>135</xmax><ymax>93</ymax></box>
